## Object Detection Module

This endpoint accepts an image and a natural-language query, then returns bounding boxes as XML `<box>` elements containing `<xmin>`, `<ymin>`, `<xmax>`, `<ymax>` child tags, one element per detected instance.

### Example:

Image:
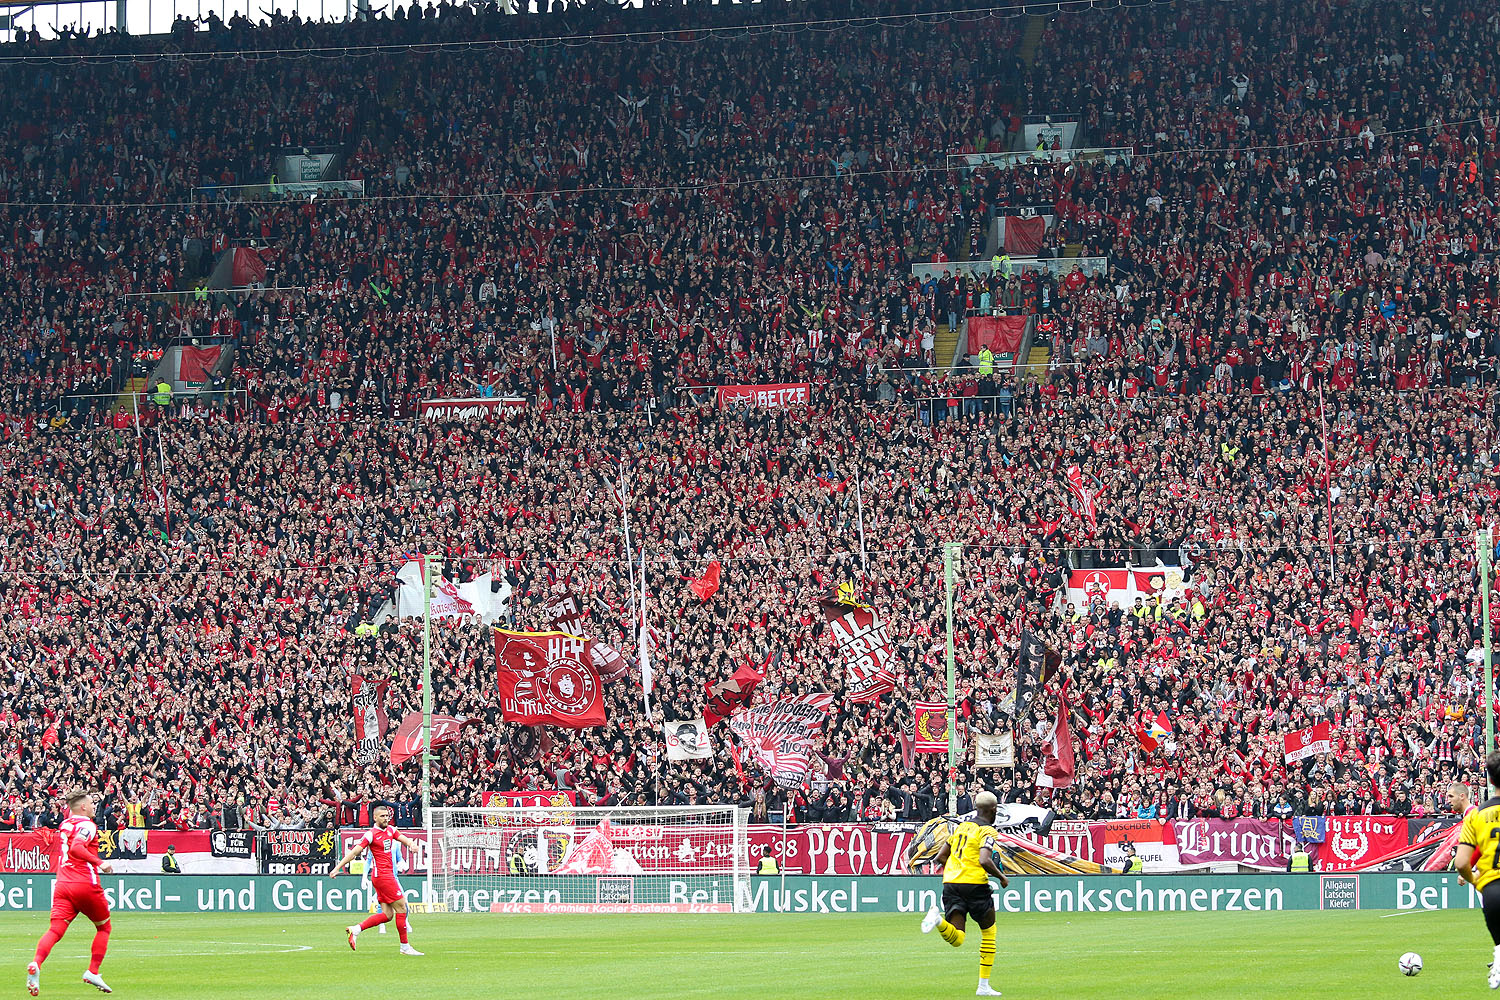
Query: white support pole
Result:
<box><xmin>421</xmin><ymin>553</ymin><xmax>437</xmax><ymax>907</ymax></box>
<box><xmin>854</xmin><ymin>475</ymin><xmax>868</xmax><ymax>572</ymax></box>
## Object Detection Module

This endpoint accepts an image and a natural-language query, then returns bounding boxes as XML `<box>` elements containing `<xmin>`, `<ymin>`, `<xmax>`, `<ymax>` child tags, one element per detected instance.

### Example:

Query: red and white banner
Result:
<box><xmin>1039</xmin><ymin>819</ymin><xmax>1096</xmax><ymax>862</ymax></box>
<box><xmin>1283</xmin><ymin>722</ymin><xmax>1333</xmax><ymax>764</ymax></box>
<box><xmin>1064</xmin><ymin>564</ymin><xmax>1186</xmax><ymax>611</ymax></box>
<box><xmin>496</xmin><ymin>630</ymin><xmax>607</xmax><ymax>728</ymax></box>
<box><xmin>1314</xmin><ymin>816</ymin><xmax>1408</xmax><ymax>872</ymax></box>
<box><xmin>716</xmin><ymin>383</ymin><xmax>810</xmax><ymax>410</ymax></box>
<box><xmin>821</xmin><ymin>601</ymin><xmax>897</xmax><ymax>702</ymax></box>
<box><xmin>702</xmin><ymin>663</ymin><xmax>763</xmax><ymax>727</ymax></box>
<box><xmin>1064</xmin><ymin>465</ymin><xmax>1101</xmax><ymax>530</ymax></box>
<box><xmin>1035</xmin><ymin>686</ymin><xmax>1077</xmax><ymax>789</ymax></box>
<box><xmin>419</xmin><ymin>397</ymin><xmax>527</xmax><ymax>421</ymax></box>
<box><xmin>728</xmin><ymin>694</ymin><xmax>834</xmax><ymax>788</ymax></box>
<box><xmin>0</xmin><ymin>830</ymin><xmax>57</xmax><ymax>873</ymax></box>
<box><xmin>389</xmin><ymin>712</ymin><xmax>474</xmax><ymax>767</ymax></box>
<box><xmin>911</xmin><ymin>702</ymin><xmax>951</xmax><ymax>753</ymax></box>
<box><xmin>99</xmin><ymin>829</ymin><xmax>257</xmax><ymax>875</ymax></box>
<box><xmin>351</xmin><ymin>672</ymin><xmax>389</xmax><ymax>766</ymax></box>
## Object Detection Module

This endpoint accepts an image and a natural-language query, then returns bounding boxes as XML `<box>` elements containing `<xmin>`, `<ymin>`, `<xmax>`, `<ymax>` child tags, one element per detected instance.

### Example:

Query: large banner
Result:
<box><xmin>99</xmin><ymin>830</ymin><xmax>257</xmax><ymax>875</ymax></box>
<box><xmin>0</xmin><ymin>831</ymin><xmax>57</xmax><ymax>873</ymax></box>
<box><xmin>495</xmin><ymin>630</ymin><xmax>607</xmax><ymax>728</ymax></box>
<box><xmin>716</xmin><ymin>383</ymin><xmax>810</xmax><ymax>410</ymax></box>
<box><xmin>1283</xmin><ymin>722</ymin><xmax>1333</xmax><ymax>764</ymax></box>
<box><xmin>748</xmin><ymin>824</ymin><xmax>917</xmax><ymax>875</ymax></box>
<box><xmin>546</xmin><ymin>592</ymin><xmax>586</xmax><ymax>636</ymax></box>
<box><xmin>702</xmin><ymin>663</ymin><xmax>763</xmax><ymax>727</ymax></box>
<box><xmin>177</xmin><ymin>346</ymin><xmax>222</xmax><ymax>385</ymax></box>
<box><xmin>261</xmin><ymin>829</ymin><xmax>340</xmax><ymax>875</ymax></box>
<box><xmin>728</xmin><ymin>694</ymin><xmax>835</xmax><ymax>788</ymax></box>
<box><xmin>974</xmin><ymin>733</ymin><xmax>1015</xmax><ymax>768</ymax></box>
<box><xmin>351</xmin><ymin>672</ymin><xmax>389</xmax><ymax>766</ymax></box>
<box><xmin>480</xmin><ymin>791</ymin><xmax>578</xmax><ymax>813</ymax></box>
<box><xmin>419</xmin><ymin>397</ymin><xmax>527</xmax><ymax>421</ymax></box>
<box><xmin>1064</xmin><ymin>564</ymin><xmax>1186</xmax><ymax>611</ymax></box>
<box><xmin>966</xmin><ymin>316</ymin><xmax>1027</xmax><ymax>356</ymax></box>
<box><xmin>820</xmin><ymin>599</ymin><xmax>897</xmax><ymax>702</ymax></box>
<box><xmin>1313</xmin><ymin>816</ymin><xmax>1408</xmax><ymax>872</ymax></box>
<box><xmin>0</xmin><ymin>872</ymin><xmax>1484</xmax><ymax>914</ymax></box>
<box><xmin>1172</xmin><ymin>819</ymin><xmax>1293</xmax><ymax>871</ymax></box>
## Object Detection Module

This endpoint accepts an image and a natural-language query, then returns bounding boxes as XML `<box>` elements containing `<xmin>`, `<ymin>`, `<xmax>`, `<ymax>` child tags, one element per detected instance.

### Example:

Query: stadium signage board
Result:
<box><xmin>715</xmin><ymin>383</ymin><xmax>810</xmax><ymax>410</ymax></box>
<box><xmin>0</xmin><ymin>874</ymin><xmax>1488</xmax><ymax>914</ymax></box>
<box><xmin>419</xmin><ymin>397</ymin><xmax>527</xmax><ymax>421</ymax></box>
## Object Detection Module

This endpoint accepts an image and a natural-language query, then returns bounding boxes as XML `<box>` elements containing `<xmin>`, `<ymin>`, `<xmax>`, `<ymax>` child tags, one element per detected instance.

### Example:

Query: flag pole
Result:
<box><xmin>1317</xmin><ymin>382</ymin><xmax>1335</xmax><ymax>584</ymax></box>
<box><xmin>854</xmin><ymin>475</ymin><xmax>868</xmax><ymax>573</ymax></box>
<box><xmin>943</xmin><ymin>541</ymin><xmax>958</xmax><ymax>814</ymax></box>
<box><xmin>421</xmin><ymin>553</ymin><xmax>436</xmax><ymax>907</ymax></box>
<box><xmin>1481</xmin><ymin>528</ymin><xmax>1494</xmax><ymax>759</ymax></box>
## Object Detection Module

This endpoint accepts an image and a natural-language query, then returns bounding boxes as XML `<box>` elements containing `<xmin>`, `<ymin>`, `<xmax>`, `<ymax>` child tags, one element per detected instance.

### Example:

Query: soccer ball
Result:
<box><xmin>1398</xmin><ymin>952</ymin><xmax>1422</xmax><ymax>976</ymax></box>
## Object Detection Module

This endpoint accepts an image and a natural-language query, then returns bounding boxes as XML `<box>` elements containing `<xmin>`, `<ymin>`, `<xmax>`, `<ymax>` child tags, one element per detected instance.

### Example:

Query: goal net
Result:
<box><xmin>429</xmin><ymin>804</ymin><xmax>750</xmax><ymax>913</ymax></box>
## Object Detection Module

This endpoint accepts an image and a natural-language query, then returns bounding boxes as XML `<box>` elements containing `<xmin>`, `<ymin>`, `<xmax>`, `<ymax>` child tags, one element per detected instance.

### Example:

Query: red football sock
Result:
<box><xmin>89</xmin><ymin>921</ymin><xmax>110</xmax><ymax>975</ymax></box>
<box><xmin>33</xmin><ymin>917</ymin><xmax>70</xmax><ymax>966</ymax></box>
<box><xmin>357</xmin><ymin>912</ymin><xmax>390</xmax><ymax>931</ymax></box>
<box><xmin>395</xmin><ymin>913</ymin><xmax>409</xmax><ymax>944</ymax></box>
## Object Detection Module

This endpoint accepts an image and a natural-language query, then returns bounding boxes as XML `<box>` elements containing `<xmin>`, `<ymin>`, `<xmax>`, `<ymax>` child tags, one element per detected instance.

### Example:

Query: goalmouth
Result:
<box><xmin>429</xmin><ymin>804</ymin><xmax>751</xmax><ymax>913</ymax></box>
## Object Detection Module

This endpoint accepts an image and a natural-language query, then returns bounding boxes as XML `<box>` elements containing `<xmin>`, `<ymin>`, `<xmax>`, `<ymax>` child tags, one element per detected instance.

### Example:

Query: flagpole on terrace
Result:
<box><xmin>421</xmin><ymin>553</ymin><xmax>437</xmax><ymax>906</ymax></box>
<box><xmin>943</xmin><ymin>542</ymin><xmax>959</xmax><ymax>814</ymax></box>
<box><xmin>1481</xmin><ymin>529</ymin><xmax>1494</xmax><ymax>759</ymax></box>
<box><xmin>854</xmin><ymin>475</ymin><xmax>868</xmax><ymax>573</ymax></box>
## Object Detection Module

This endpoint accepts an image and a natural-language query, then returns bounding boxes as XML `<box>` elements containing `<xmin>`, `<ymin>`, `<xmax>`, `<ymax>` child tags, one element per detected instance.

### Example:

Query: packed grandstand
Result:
<box><xmin>0</xmin><ymin>0</ymin><xmax>1496</xmax><ymax>852</ymax></box>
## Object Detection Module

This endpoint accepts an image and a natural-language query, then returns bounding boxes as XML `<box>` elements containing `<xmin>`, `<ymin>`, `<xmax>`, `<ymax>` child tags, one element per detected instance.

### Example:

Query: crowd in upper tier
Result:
<box><xmin>0</xmin><ymin>0</ymin><xmax>1496</xmax><ymax>830</ymax></box>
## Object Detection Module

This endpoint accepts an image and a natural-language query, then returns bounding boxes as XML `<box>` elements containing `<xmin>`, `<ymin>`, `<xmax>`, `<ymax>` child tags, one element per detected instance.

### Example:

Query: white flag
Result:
<box><xmin>639</xmin><ymin>547</ymin><xmax>654</xmax><ymax>705</ymax></box>
<box><xmin>974</xmin><ymin>733</ymin><xmax>1015</xmax><ymax>768</ymax></box>
<box><xmin>663</xmin><ymin>719</ymin><xmax>712</xmax><ymax>761</ymax></box>
<box><xmin>394</xmin><ymin>561</ymin><xmax>510</xmax><ymax>623</ymax></box>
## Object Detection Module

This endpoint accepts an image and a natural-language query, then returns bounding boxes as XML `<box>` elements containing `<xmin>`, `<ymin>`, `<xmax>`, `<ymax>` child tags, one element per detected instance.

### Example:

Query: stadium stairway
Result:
<box><xmin>934</xmin><ymin>322</ymin><xmax>962</xmax><ymax>371</ymax></box>
<box><xmin>110</xmin><ymin>378</ymin><xmax>149</xmax><ymax>420</ymax></box>
<box><xmin>1019</xmin><ymin>344</ymin><xmax>1051</xmax><ymax>385</ymax></box>
<box><xmin>1020</xmin><ymin>15</ymin><xmax>1047</xmax><ymax>67</ymax></box>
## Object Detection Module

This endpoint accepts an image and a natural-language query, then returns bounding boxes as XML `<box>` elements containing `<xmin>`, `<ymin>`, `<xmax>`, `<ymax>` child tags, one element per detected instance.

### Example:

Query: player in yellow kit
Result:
<box><xmin>920</xmin><ymin>791</ymin><xmax>1010</xmax><ymax>997</ymax></box>
<box><xmin>1456</xmin><ymin>751</ymin><xmax>1500</xmax><ymax>991</ymax></box>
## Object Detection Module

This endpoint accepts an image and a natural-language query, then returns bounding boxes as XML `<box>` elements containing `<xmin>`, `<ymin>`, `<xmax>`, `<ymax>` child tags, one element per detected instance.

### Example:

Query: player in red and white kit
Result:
<box><xmin>331</xmin><ymin>804</ymin><xmax>422</xmax><ymax>955</ymax></box>
<box><xmin>28</xmin><ymin>790</ymin><xmax>114</xmax><ymax>996</ymax></box>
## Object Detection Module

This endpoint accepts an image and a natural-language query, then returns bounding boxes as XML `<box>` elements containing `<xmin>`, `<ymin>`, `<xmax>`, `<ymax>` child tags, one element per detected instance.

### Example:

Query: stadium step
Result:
<box><xmin>1019</xmin><ymin>345</ymin><xmax>1051</xmax><ymax>385</ymax></box>
<box><xmin>110</xmin><ymin>378</ymin><xmax>149</xmax><ymax>418</ymax></box>
<box><xmin>1020</xmin><ymin>14</ymin><xmax>1047</xmax><ymax>67</ymax></box>
<box><xmin>1065</xmin><ymin>242</ymin><xmax>1083</xmax><ymax>259</ymax></box>
<box><xmin>934</xmin><ymin>322</ymin><xmax>961</xmax><ymax>371</ymax></box>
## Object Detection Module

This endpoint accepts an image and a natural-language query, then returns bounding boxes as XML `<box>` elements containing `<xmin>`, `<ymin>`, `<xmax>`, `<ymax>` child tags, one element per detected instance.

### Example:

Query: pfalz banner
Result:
<box><xmin>716</xmin><ymin>383</ymin><xmax>810</xmax><ymax>410</ymax></box>
<box><xmin>747</xmin><ymin>824</ymin><xmax>917</xmax><ymax>875</ymax></box>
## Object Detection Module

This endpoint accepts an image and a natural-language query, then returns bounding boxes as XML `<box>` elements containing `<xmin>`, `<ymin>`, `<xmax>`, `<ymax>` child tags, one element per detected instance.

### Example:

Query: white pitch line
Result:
<box><xmin>1380</xmin><ymin>909</ymin><xmax>1443</xmax><ymax>918</ymax></box>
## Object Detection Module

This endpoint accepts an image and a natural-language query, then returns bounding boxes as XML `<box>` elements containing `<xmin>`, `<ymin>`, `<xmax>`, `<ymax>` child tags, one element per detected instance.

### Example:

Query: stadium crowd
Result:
<box><xmin>0</xmin><ymin>0</ymin><xmax>1497</xmax><ymax>831</ymax></box>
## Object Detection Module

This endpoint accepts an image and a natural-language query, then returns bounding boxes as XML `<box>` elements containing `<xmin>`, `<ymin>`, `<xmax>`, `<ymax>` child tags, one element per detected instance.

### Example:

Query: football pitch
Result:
<box><xmin>0</xmin><ymin>909</ymin><xmax>1486</xmax><ymax>998</ymax></box>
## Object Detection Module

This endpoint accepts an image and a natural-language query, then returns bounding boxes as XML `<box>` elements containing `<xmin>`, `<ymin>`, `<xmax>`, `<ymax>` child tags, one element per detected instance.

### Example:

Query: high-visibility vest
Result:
<box><xmin>350</xmin><ymin>858</ymin><xmax>366</xmax><ymax>876</ymax></box>
<box><xmin>1289</xmin><ymin>851</ymin><xmax>1311</xmax><ymax>873</ymax></box>
<box><xmin>978</xmin><ymin>348</ymin><xmax>995</xmax><ymax>376</ymax></box>
<box><xmin>1126</xmin><ymin>857</ymin><xmax>1144</xmax><ymax>873</ymax></box>
<box><xmin>153</xmin><ymin>382</ymin><xmax>173</xmax><ymax>406</ymax></box>
<box><xmin>354</xmin><ymin>622</ymin><xmax>378</xmax><ymax>638</ymax></box>
<box><xmin>757</xmin><ymin>857</ymin><xmax>780</xmax><ymax>875</ymax></box>
<box><xmin>194</xmin><ymin>285</ymin><xmax>208</xmax><ymax>302</ymax></box>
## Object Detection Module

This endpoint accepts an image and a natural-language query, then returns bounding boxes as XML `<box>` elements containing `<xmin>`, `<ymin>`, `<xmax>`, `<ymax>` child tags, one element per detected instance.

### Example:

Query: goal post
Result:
<box><xmin>428</xmin><ymin>804</ymin><xmax>750</xmax><ymax>913</ymax></box>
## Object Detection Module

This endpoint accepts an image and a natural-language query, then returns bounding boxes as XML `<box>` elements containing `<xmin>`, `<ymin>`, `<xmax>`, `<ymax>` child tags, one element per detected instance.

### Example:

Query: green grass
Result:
<box><xmin>0</xmin><ymin>909</ymin><xmax>1490</xmax><ymax>998</ymax></box>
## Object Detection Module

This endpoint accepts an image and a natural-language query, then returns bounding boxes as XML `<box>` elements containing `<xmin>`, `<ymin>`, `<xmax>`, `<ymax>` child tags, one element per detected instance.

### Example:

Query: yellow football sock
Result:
<box><xmin>979</xmin><ymin>924</ymin><xmax>996</xmax><ymax>979</ymax></box>
<box><xmin>937</xmin><ymin>919</ymin><xmax>965</xmax><ymax>947</ymax></box>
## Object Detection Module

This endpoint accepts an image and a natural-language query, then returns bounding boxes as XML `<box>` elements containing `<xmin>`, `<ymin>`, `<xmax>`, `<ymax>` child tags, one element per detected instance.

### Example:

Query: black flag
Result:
<box><xmin>1014</xmin><ymin>629</ymin><xmax>1059</xmax><ymax>722</ymax></box>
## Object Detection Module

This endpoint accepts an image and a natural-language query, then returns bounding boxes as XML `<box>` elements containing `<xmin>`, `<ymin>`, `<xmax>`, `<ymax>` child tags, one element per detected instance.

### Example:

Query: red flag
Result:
<box><xmin>495</xmin><ymin>629</ymin><xmax>606</xmax><ymax>728</ymax></box>
<box><xmin>591</xmin><ymin>641</ymin><xmax>629</xmax><ymax>683</ymax></box>
<box><xmin>390</xmin><ymin>712</ymin><xmax>472</xmax><ymax>767</ymax></box>
<box><xmin>687</xmin><ymin>561</ymin><xmax>722</xmax><ymax>601</ymax></box>
<box><xmin>1283</xmin><ymin>721</ymin><xmax>1333</xmax><ymax>763</ymax></box>
<box><xmin>703</xmin><ymin>662</ymin><xmax>763</xmax><ymax>726</ymax></box>
<box><xmin>1035</xmin><ymin>685</ymin><xmax>1077</xmax><ymax>789</ymax></box>
<box><xmin>546</xmin><ymin>591</ymin><xmax>586</xmax><ymax>636</ymax></box>
<box><xmin>1064</xmin><ymin>465</ymin><xmax>1100</xmax><ymax>530</ymax></box>
<box><xmin>40</xmin><ymin>726</ymin><xmax>58</xmax><ymax>751</ymax></box>
<box><xmin>911</xmin><ymin>702</ymin><xmax>951</xmax><ymax>753</ymax></box>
